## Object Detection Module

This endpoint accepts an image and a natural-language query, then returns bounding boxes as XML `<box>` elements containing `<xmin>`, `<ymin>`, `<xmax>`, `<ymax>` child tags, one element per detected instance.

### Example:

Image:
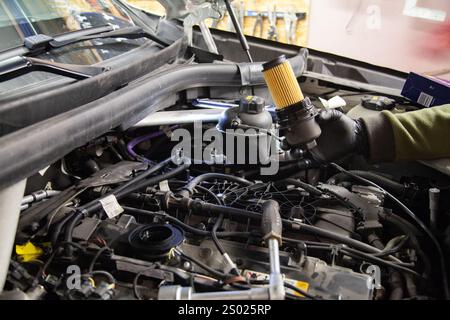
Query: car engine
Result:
<box><xmin>4</xmin><ymin>55</ymin><xmax>449</xmax><ymax>301</ymax></box>
<box><xmin>6</xmin><ymin>112</ymin><xmax>448</xmax><ymax>300</ymax></box>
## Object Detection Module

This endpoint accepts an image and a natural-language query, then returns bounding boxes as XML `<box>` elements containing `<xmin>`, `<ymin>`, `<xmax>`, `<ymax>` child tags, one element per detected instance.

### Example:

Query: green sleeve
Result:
<box><xmin>363</xmin><ymin>104</ymin><xmax>450</xmax><ymax>162</ymax></box>
<box><xmin>384</xmin><ymin>104</ymin><xmax>450</xmax><ymax>161</ymax></box>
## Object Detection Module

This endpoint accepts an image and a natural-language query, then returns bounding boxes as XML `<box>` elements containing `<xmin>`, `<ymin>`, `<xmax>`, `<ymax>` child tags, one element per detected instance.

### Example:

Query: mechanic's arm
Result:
<box><xmin>313</xmin><ymin>104</ymin><xmax>450</xmax><ymax>162</ymax></box>
<box><xmin>365</xmin><ymin>104</ymin><xmax>450</xmax><ymax>161</ymax></box>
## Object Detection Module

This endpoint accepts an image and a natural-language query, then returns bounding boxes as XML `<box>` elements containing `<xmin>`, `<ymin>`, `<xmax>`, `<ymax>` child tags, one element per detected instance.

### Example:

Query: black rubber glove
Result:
<box><xmin>310</xmin><ymin>109</ymin><xmax>369</xmax><ymax>162</ymax></box>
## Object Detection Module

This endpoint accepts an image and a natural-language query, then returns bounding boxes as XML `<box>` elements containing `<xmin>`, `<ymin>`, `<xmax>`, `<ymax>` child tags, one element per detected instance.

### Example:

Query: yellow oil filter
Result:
<box><xmin>262</xmin><ymin>56</ymin><xmax>304</xmax><ymax>110</ymax></box>
<box><xmin>262</xmin><ymin>55</ymin><xmax>322</xmax><ymax>148</ymax></box>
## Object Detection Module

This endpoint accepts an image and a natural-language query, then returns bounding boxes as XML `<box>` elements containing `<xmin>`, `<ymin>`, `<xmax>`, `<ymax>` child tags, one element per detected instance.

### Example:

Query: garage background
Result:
<box><xmin>127</xmin><ymin>0</ymin><xmax>450</xmax><ymax>80</ymax></box>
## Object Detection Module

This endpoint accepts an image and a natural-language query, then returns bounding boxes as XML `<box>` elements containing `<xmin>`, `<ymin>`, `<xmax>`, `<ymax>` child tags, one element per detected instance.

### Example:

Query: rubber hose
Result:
<box><xmin>327</xmin><ymin>171</ymin><xmax>405</xmax><ymax>195</ymax></box>
<box><xmin>184</xmin><ymin>199</ymin><xmax>401</xmax><ymax>260</ymax></box>
<box><xmin>367</xmin><ymin>233</ymin><xmax>404</xmax><ymax>300</ymax></box>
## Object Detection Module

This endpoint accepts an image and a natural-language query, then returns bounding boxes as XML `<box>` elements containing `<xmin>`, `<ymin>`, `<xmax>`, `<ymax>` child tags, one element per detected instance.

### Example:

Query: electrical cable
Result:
<box><xmin>278</xmin><ymin>178</ymin><xmax>323</xmax><ymax>196</ymax></box>
<box><xmin>63</xmin><ymin>158</ymin><xmax>191</xmax><ymax>257</ymax></box>
<box><xmin>378</xmin><ymin>211</ymin><xmax>432</xmax><ymax>279</ymax></box>
<box><xmin>175</xmin><ymin>249</ymin><xmax>228</xmax><ymax>280</ymax></box>
<box><xmin>339</xmin><ymin>247</ymin><xmax>420</xmax><ymax>277</ymax></box>
<box><xmin>90</xmin><ymin>270</ymin><xmax>116</xmax><ymax>285</ymax></box>
<box><xmin>88</xmin><ymin>246</ymin><xmax>111</xmax><ymax>273</ymax></box>
<box><xmin>194</xmin><ymin>185</ymin><xmax>223</xmax><ymax>205</ymax></box>
<box><xmin>133</xmin><ymin>269</ymin><xmax>148</xmax><ymax>300</ymax></box>
<box><xmin>372</xmin><ymin>236</ymin><xmax>409</xmax><ymax>258</ymax></box>
<box><xmin>50</xmin><ymin>210</ymin><xmax>76</xmax><ymax>245</ymax></box>
<box><xmin>283</xmin><ymin>282</ymin><xmax>321</xmax><ymax>300</ymax></box>
<box><xmin>185</xmin><ymin>175</ymin><xmax>246</xmax><ymax>277</ymax></box>
<box><xmin>116</xmin><ymin>158</ymin><xmax>191</xmax><ymax>198</ymax></box>
<box><xmin>210</xmin><ymin>213</ymin><xmax>240</xmax><ymax>276</ymax></box>
<box><xmin>287</xmin><ymin>241</ymin><xmax>419</xmax><ymax>277</ymax></box>
<box><xmin>80</xmin><ymin>156</ymin><xmax>175</xmax><ymax>215</ymax></box>
<box><xmin>329</xmin><ymin>163</ymin><xmax>449</xmax><ymax>298</ymax></box>
<box><xmin>327</xmin><ymin>170</ymin><xmax>406</xmax><ymax>196</ymax></box>
<box><xmin>235</xmin><ymin>124</ymin><xmax>283</xmax><ymax>142</ymax></box>
<box><xmin>126</xmin><ymin>126</ymin><xmax>177</xmax><ymax>163</ymax></box>
<box><xmin>122</xmin><ymin>206</ymin><xmax>250</xmax><ymax>239</ymax></box>
<box><xmin>32</xmin><ymin>241</ymin><xmax>86</xmax><ymax>286</ymax></box>
<box><xmin>243</xmin><ymin>159</ymin><xmax>317</xmax><ymax>179</ymax></box>
<box><xmin>182</xmin><ymin>198</ymin><xmax>403</xmax><ymax>262</ymax></box>
<box><xmin>125</xmin><ymin>205</ymin><xmax>385</xmax><ymax>265</ymax></box>
<box><xmin>246</xmin><ymin>278</ymin><xmax>322</xmax><ymax>300</ymax></box>
<box><xmin>212</xmin><ymin>214</ymin><xmax>226</xmax><ymax>255</ymax></box>
<box><xmin>183</xmin><ymin>173</ymin><xmax>253</xmax><ymax>195</ymax></box>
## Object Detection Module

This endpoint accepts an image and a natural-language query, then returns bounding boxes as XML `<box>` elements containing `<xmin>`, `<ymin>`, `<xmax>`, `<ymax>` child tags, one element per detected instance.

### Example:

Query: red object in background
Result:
<box><xmin>424</xmin><ymin>22</ymin><xmax>450</xmax><ymax>57</ymax></box>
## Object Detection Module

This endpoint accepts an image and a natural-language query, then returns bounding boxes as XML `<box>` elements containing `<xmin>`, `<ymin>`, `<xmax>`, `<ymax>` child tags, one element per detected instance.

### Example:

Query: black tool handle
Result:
<box><xmin>261</xmin><ymin>200</ymin><xmax>282</xmax><ymax>243</ymax></box>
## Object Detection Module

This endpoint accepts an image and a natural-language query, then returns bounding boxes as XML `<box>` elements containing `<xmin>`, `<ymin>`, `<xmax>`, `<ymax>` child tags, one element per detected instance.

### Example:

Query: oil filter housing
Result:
<box><xmin>217</xmin><ymin>96</ymin><xmax>274</xmax><ymax>165</ymax></box>
<box><xmin>262</xmin><ymin>55</ymin><xmax>321</xmax><ymax>149</ymax></box>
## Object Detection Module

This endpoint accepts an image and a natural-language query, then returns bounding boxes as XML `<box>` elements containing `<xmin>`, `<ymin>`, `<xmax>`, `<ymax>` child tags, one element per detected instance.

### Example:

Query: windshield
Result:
<box><xmin>0</xmin><ymin>0</ymin><xmax>155</xmax><ymax>102</ymax></box>
<box><xmin>0</xmin><ymin>0</ymin><xmax>134</xmax><ymax>51</ymax></box>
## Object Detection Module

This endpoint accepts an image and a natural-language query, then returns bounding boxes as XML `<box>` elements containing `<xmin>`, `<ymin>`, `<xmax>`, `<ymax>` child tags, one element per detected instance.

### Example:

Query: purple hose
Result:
<box><xmin>127</xmin><ymin>126</ymin><xmax>177</xmax><ymax>163</ymax></box>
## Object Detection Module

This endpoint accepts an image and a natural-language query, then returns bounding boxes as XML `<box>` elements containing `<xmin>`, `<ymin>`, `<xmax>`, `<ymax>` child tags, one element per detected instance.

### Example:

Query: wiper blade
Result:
<box><xmin>0</xmin><ymin>25</ymin><xmax>169</xmax><ymax>81</ymax></box>
<box><xmin>0</xmin><ymin>25</ymin><xmax>169</xmax><ymax>62</ymax></box>
<box><xmin>0</xmin><ymin>56</ymin><xmax>105</xmax><ymax>82</ymax></box>
<box><xmin>24</xmin><ymin>25</ymin><xmax>118</xmax><ymax>51</ymax></box>
<box><xmin>0</xmin><ymin>25</ymin><xmax>114</xmax><ymax>59</ymax></box>
<box><xmin>50</xmin><ymin>26</ymin><xmax>169</xmax><ymax>48</ymax></box>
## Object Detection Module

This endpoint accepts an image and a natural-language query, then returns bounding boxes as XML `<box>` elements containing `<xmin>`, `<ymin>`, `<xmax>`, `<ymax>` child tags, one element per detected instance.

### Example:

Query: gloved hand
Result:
<box><xmin>310</xmin><ymin>109</ymin><xmax>368</xmax><ymax>162</ymax></box>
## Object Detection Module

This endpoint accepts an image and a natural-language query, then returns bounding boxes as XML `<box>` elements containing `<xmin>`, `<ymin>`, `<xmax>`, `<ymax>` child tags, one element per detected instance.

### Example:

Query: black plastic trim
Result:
<box><xmin>0</xmin><ymin>51</ymin><xmax>306</xmax><ymax>190</ymax></box>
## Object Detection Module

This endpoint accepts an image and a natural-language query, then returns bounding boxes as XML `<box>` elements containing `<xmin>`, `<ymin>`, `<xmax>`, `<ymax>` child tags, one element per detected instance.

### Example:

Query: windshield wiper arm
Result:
<box><xmin>49</xmin><ymin>26</ymin><xmax>169</xmax><ymax>48</ymax></box>
<box><xmin>0</xmin><ymin>25</ymin><xmax>115</xmax><ymax>59</ymax></box>
<box><xmin>0</xmin><ymin>56</ymin><xmax>105</xmax><ymax>82</ymax></box>
<box><xmin>22</xmin><ymin>26</ymin><xmax>168</xmax><ymax>54</ymax></box>
<box><xmin>22</xmin><ymin>26</ymin><xmax>161</xmax><ymax>53</ymax></box>
<box><xmin>0</xmin><ymin>25</ymin><xmax>169</xmax><ymax>62</ymax></box>
<box><xmin>0</xmin><ymin>25</ymin><xmax>167</xmax><ymax>81</ymax></box>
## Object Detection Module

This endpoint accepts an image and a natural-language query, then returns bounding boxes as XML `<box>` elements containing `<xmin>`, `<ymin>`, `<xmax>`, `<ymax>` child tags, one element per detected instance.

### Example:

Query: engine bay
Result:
<box><xmin>1</xmin><ymin>0</ymin><xmax>450</xmax><ymax>305</ymax></box>
<box><xmin>6</xmin><ymin>88</ymin><xmax>450</xmax><ymax>300</ymax></box>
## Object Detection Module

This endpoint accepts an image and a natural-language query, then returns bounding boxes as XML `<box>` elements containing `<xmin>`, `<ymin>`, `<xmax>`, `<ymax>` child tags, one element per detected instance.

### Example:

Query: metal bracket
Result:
<box><xmin>158</xmin><ymin>0</ymin><xmax>226</xmax><ymax>47</ymax></box>
<box><xmin>366</xmin><ymin>264</ymin><xmax>383</xmax><ymax>291</ymax></box>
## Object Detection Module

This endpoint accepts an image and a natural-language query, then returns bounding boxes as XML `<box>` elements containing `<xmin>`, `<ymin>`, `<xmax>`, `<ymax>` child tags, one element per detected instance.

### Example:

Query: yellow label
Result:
<box><xmin>15</xmin><ymin>242</ymin><xmax>44</xmax><ymax>262</ymax></box>
<box><xmin>242</xmin><ymin>269</ymin><xmax>309</xmax><ymax>297</ymax></box>
<box><xmin>292</xmin><ymin>280</ymin><xmax>310</xmax><ymax>297</ymax></box>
